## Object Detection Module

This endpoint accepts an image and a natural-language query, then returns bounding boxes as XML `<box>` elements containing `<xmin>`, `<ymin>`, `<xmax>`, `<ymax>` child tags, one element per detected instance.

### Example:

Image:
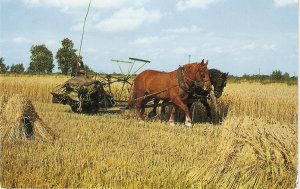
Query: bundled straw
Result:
<box><xmin>186</xmin><ymin>116</ymin><xmax>297</xmax><ymax>188</ymax></box>
<box><xmin>0</xmin><ymin>94</ymin><xmax>55</xmax><ymax>141</ymax></box>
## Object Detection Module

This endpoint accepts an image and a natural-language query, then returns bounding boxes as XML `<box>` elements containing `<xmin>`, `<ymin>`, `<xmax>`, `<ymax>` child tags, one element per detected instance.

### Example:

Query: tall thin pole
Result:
<box><xmin>188</xmin><ymin>54</ymin><xmax>191</xmax><ymax>64</ymax></box>
<box><xmin>79</xmin><ymin>0</ymin><xmax>92</xmax><ymax>56</ymax></box>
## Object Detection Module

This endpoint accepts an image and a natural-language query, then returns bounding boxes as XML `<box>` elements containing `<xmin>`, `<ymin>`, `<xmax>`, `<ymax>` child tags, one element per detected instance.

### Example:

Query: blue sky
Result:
<box><xmin>0</xmin><ymin>0</ymin><xmax>298</xmax><ymax>76</ymax></box>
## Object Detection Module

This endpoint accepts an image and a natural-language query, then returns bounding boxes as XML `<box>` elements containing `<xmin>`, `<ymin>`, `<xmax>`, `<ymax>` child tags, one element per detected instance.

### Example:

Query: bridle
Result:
<box><xmin>212</xmin><ymin>73</ymin><xmax>227</xmax><ymax>96</ymax></box>
<box><xmin>179</xmin><ymin>64</ymin><xmax>210</xmax><ymax>93</ymax></box>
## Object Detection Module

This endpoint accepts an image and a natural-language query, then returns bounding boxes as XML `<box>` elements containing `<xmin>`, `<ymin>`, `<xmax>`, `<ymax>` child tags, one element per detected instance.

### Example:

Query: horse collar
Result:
<box><xmin>177</xmin><ymin>66</ymin><xmax>193</xmax><ymax>93</ymax></box>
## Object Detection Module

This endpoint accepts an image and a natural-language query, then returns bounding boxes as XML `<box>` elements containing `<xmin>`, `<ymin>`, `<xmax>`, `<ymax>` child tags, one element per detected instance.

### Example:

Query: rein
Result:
<box><xmin>177</xmin><ymin>65</ymin><xmax>207</xmax><ymax>93</ymax></box>
<box><xmin>130</xmin><ymin>84</ymin><xmax>179</xmax><ymax>103</ymax></box>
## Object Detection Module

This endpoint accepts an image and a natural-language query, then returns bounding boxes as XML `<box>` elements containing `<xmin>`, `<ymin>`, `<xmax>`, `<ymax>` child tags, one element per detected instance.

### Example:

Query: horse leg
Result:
<box><xmin>159</xmin><ymin>100</ymin><xmax>168</xmax><ymax>121</ymax></box>
<box><xmin>148</xmin><ymin>98</ymin><xmax>160</xmax><ymax>118</ymax></box>
<box><xmin>169</xmin><ymin>105</ymin><xmax>177</xmax><ymax>126</ymax></box>
<box><xmin>161</xmin><ymin>100</ymin><xmax>168</xmax><ymax>114</ymax></box>
<box><xmin>136</xmin><ymin>98</ymin><xmax>146</xmax><ymax>122</ymax></box>
<box><xmin>201</xmin><ymin>98</ymin><xmax>212</xmax><ymax>123</ymax></box>
<box><xmin>172</xmin><ymin>98</ymin><xmax>192</xmax><ymax>127</ymax></box>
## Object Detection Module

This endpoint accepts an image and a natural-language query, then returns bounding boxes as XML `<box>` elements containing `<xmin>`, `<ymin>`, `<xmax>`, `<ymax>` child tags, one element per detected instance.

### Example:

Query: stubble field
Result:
<box><xmin>0</xmin><ymin>74</ymin><xmax>298</xmax><ymax>188</ymax></box>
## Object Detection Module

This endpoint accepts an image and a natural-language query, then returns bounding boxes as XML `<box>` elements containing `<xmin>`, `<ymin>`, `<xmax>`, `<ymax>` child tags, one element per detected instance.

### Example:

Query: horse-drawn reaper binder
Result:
<box><xmin>50</xmin><ymin>58</ymin><xmax>228</xmax><ymax>125</ymax></box>
<box><xmin>50</xmin><ymin>57</ymin><xmax>150</xmax><ymax>114</ymax></box>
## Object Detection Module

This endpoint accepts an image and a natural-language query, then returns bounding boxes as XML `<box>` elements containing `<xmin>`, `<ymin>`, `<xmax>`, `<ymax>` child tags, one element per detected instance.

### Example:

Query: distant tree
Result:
<box><xmin>28</xmin><ymin>44</ymin><xmax>54</xmax><ymax>74</ymax></box>
<box><xmin>10</xmin><ymin>64</ymin><xmax>25</xmax><ymax>73</ymax></box>
<box><xmin>56</xmin><ymin>38</ymin><xmax>77</xmax><ymax>75</ymax></box>
<box><xmin>282</xmin><ymin>72</ymin><xmax>290</xmax><ymax>81</ymax></box>
<box><xmin>0</xmin><ymin>57</ymin><xmax>10</xmax><ymax>73</ymax></box>
<box><xmin>270</xmin><ymin>70</ymin><xmax>282</xmax><ymax>81</ymax></box>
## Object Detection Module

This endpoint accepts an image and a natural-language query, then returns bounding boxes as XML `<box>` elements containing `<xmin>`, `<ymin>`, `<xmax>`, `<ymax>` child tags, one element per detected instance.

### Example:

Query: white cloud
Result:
<box><xmin>130</xmin><ymin>35</ymin><xmax>176</xmax><ymax>45</ymax></box>
<box><xmin>22</xmin><ymin>0</ymin><xmax>148</xmax><ymax>9</ymax></box>
<box><xmin>12</xmin><ymin>36</ymin><xmax>31</xmax><ymax>44</ymax></box>
<box><xmin>241</xmin><ymin>42</ymin><xmax>256</xmax><ymax>50</ymax></box>
<box><xmin>71</xmin><ymin>22</ymin><xmax>83</xmax><ymax>32</ymax></box>
<box><xmin>164</xmin><ymin>25</ymin><xmax>201</xmax><ymax>33</ymax></box>
<box><xmin>70</xmin><ymin>13</ymin><xmax>102</xmax><ymax>32</ymax></box>
<box><xmin>45</xmin><ymin>39</ymin><xmax>59</xmax><ymax>48</ymax></box>
<box><xmin>274</xmin><ymin>0</ymin><xmax>297</xmax><ymax>7</ymax></box>
<box><xmin>22</xmin><ymin>0</ymin><xmax>40</xmax><ymax>7</ymax></box>
<box><xmin>130</xmin><ymin>36</ymin><xmax>160</xmax><ymax>45</ymax></box>
<box><xmin>22</xmin><ymin>0</ymin><xmax>155</xmax><ymax>33</ymax></box>
<box><xmin>96</xmin><ymin>8</ymin><xmax>161</xmax><ymax>32</ymax></box>
<box><xmin>176</xmin><ymin>0</ymin><xmax>220</xmax><ymax>11</ymax></box>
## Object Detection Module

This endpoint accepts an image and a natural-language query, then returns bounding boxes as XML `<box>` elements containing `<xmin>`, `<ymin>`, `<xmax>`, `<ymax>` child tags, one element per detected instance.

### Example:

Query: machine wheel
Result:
<box><xmin>190</xmin><ymin>101</ymin><xmax>208</xmax><ymax>123</ymax></box>
<box><xmin>70</xmin><ymin>103</ymin><xmax>79</xmax><ymax>112</ymax></box>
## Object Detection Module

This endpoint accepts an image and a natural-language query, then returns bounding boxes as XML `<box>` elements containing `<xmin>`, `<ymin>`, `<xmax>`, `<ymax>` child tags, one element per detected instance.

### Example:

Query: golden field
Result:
<box><xmin>0</xmin><ymin>74</ymin><xmax>298</xmax><ymax>188</ymax></box>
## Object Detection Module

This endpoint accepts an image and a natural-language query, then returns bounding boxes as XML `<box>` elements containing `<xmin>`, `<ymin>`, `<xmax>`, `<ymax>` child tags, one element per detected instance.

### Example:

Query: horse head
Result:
<box><xmin>209</xmin><ymin>69</ymin><xmax>228</xmax><ymax>98</ymax></box>
<box><xmin>184</xmin><ymin>60</ymin><xmax>211</xmax><ymax>91</ymax></box>
<box><xmin>196</xmin><ymin>59</ymin><xmax>212</xmax><ymax>91</ymax></box>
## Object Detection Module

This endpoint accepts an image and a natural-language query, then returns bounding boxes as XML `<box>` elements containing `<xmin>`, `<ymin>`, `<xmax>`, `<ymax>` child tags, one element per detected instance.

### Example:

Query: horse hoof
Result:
<box><xmin>185</xmin><ymin>122</ymin><xmax>192</xmax><ymax>127</ymax></box>
<box><xmin>138</xmin><ymin>121</ymin><xmax>145</xmax><ymax>125</ymax></box>
<box><xmin>169</xmin><ymin>121</ymin><xmax>175</xmax><ymax>126</ymax></box>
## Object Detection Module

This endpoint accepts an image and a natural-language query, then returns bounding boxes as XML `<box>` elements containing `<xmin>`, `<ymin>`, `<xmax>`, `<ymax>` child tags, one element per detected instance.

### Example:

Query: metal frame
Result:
<box><xmin>111</xmin><ymin>57</ymin><xmax>150</xmax><ymax>76</ymax></box>
<box><xmin>110</xmin><ymin>57</ymin><xmax>151</xmax><ymax>100</ymax></box>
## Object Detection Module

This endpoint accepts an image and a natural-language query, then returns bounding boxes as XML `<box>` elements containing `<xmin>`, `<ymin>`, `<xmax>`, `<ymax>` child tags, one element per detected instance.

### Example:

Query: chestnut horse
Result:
<box><xmin>148</xmin><ymin>68</ymin><xmax>228</xmax><ymax>123</ymax></box>
<box><xmin>132</xmin><ymin>60</ymin><xmax>212</xmax><ymax>127</ymax></box>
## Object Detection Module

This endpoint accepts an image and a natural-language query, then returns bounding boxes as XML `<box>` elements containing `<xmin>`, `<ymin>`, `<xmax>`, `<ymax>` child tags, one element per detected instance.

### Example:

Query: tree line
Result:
<box><xmin>0</xmin><ymin>38</ymin><xmax>93</xmax><ymax>74</ymax></box>
<box><xmin>228</xmin><ymin>71</ymin><xmax>297</xmax><ymax>85</ymax></box>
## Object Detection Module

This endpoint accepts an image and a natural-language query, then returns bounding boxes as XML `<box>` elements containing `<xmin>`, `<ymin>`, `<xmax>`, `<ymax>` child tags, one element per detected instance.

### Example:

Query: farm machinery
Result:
<box><xmin>51</xmin><ymin>76</ymin><xmax>115</xmax><ymax>113</ymax></box>
<box><xmin>50</xmin><ymin>57</ymin><xmax>150</xmax><ymax>113</ymax></box>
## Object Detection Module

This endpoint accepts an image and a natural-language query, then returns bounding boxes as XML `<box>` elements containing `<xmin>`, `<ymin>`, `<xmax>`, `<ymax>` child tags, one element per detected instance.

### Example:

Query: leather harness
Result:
<box><xmin>177</xmin><ymin>66</ymin><xmax>192</xmax><ymax>93</ymax></box>
<box><xmin>177</xmin><ymin>66</ymin><xmax>206</xmax><ymax>93</ymax></box>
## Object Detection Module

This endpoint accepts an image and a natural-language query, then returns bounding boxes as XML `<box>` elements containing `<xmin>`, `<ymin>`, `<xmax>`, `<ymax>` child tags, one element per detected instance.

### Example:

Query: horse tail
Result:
<box><xmin>127</xmin><ymin>82</ymin><xmax>136</xmax><ymax>109</ymax></box>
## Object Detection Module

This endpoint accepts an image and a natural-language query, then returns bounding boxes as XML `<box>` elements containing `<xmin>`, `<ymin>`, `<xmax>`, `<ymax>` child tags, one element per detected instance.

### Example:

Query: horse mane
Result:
<box><xmin>184</xmin><ymin>62</ymin><xmax>200</xmax><ymax>72</ymax></box>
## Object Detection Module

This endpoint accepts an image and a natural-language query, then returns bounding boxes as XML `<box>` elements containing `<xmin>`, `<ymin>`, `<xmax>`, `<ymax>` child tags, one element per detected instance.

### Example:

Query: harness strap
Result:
<box><xmin>177</xmin><ymin>66</ymin><xmax>193</xmax><ymax>93</ymax></box>
<box><xmin>130</xmin><ymin>85</ymin><xmax>178</xmax><ymax>103</ymax></box>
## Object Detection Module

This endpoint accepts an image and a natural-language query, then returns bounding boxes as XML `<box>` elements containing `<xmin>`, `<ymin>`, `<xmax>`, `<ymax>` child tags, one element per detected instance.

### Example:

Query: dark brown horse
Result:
<box><xmin>132</xmin><ymin>60</ymin><xmax>212</xmax><ymax>127</ymax></box>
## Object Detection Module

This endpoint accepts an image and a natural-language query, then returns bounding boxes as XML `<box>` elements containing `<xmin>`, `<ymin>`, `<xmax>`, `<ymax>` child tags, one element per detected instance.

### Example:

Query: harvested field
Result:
<box><xmin>0</xmin><ymin>75</ymin><xmax>297</xmax><ymax>188</ymax></box>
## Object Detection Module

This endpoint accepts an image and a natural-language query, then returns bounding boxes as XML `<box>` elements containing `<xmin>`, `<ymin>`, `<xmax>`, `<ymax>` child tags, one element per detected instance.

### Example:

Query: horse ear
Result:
<box><xmin>201</xmin><ymin>59</ymin><xmax>204</xmax><ymax>64</ymax></box>
<box><xmin>205</xmin><ymin>60</ymin><xmax>208</xmax><ymax>66</ymax></box>
<box><xmin>222</xmin><ymin>72</ymin><xmax>229</xmax><ymax>78</ymax></box>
